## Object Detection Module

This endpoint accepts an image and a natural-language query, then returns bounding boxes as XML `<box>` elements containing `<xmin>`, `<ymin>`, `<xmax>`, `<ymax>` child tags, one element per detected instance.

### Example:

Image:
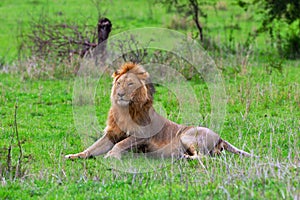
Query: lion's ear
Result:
<box><xmin>137</xmin><ymin>72</ymin><xmax>149</xmax><ymax>82</ymax></box>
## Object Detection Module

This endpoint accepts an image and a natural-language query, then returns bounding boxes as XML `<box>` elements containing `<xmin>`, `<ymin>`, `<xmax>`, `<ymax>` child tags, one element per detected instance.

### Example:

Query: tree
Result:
<box><xmin>24</xmin><ymin>17</ymin><xmax>111</xmax><ymax>59</ymax></box>
<box><xmin>159</xmin><ymin>0</ymin><xmax>213</xmax><ymax>42</ymax></box>
<box><xmin>238</xmin><ymin>0</ymin><xmax>300</xmax><ymax>58</ymax></box>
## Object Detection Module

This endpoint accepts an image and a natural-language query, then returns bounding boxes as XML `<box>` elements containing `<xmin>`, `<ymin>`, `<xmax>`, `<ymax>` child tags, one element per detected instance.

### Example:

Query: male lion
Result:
<box><xmin>65</xmin><ymin>62</ymin><xmax>252</xmax><ymax>160</ymax></box>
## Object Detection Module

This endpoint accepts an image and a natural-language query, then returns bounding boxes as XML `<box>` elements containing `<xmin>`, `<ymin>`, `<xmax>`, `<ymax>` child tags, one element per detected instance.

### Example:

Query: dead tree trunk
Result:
<box><xmin>98</xmin><ymin>18</ymin><xmax>112</xmax><ymax>44</ymax></box>
<box><xmin>80</xmin><ymin>18</ymin><xmax>112</xmax><ymax>57</ymax></box>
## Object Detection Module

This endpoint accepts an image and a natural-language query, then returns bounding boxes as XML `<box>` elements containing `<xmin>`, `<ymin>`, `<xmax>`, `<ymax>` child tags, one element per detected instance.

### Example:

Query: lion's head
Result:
<box><xmin>111</xmin><ymin>62</ymin><xmax>155</xmax><ymax>107</ymax></box>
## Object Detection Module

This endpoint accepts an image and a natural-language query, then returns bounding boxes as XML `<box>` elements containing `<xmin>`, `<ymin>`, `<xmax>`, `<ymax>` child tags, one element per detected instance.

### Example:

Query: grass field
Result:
<box><xmin>1</xmin><ymin>65</ymin><xmax>299</xmax><ymax>199</ymax></box>
<box><xmin>0</xmin><ymin>0</ymin><xmax>275</xmax><ymax>63</ymax></box>
<box><xmin>1</xmin><ymin>0</ymin><xmax>300</xmax><ymax>199</ymax></box>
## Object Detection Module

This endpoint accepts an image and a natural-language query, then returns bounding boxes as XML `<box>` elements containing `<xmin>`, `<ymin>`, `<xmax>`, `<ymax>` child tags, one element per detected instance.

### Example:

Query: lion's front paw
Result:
<box><xmin>65</xmin><ymin>154</ymin><xmax>78</xmax><ymax>159</ymax></box>
<box><xmin>65</xmin><ymin>152</ymin><xmax>89</xmax><ymax>159</ymax></box>
<box><xmin>104</xmin><ymin>150</ymin><xmax>121</xmax><ymax>160</ymax></box>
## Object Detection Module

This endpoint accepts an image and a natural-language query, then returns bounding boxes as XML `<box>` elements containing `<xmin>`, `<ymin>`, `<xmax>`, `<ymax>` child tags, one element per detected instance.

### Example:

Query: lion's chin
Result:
<box><xmin>117</xmin><ymin>100</ymin><xmax>130</xmax><ymax>107</ymax></box>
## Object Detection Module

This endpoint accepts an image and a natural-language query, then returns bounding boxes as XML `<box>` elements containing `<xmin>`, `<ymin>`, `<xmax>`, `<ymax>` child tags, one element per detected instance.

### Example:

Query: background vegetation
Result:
<box><xmin>0</xmin><ymin>0</ymin><xmax>299</xmax><ymax>199</ymax></box>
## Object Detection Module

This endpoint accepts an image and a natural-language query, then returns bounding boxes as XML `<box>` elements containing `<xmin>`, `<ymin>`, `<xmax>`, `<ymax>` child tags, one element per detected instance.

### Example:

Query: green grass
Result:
<box><xmin>1</xmin><ymin>64</ymin><xmax>299</xmax><ymax>199</ymax></box>
<box><xmin>0</xmin><ymin>0</ymin><xmax>276</xmax><ymax>64</ymax></box>
<box><xmin>0</xmin><ymin>0</ymin><xmax>300</xmax><ymax>199</ymax></box>
<box><xmin>0</xmin><ymin>0</ymin><xmax>169</xmax><ymax>63</ymax></box>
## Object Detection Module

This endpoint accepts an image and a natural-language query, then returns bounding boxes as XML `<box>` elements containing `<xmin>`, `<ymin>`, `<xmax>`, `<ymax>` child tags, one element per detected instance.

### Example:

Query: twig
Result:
<box><xmin>6</xmin><ymin>142</ymin><xmax>12</xmax><ymax>179</ymax></box>
<box><xmin>14</xmin><ymin>102</ymin><xmax>23</xmax><ymax>179</ymax></box>
<box><xmin>118</xmin><ymin>35</ymin><xmax>150</xmax><ymax>63</ymax></box>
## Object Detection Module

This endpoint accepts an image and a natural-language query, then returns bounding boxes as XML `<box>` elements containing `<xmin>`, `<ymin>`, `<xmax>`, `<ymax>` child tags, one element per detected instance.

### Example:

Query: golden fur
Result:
<box><xmin>65</xmin><ymin>62</ymin><xmax>252</xmax><ymax>160</ymax></box>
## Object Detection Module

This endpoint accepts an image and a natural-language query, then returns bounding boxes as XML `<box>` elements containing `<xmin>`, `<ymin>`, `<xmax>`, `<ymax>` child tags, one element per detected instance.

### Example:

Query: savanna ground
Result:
<box><xmin>0</xmin><ymin>0</ymin><xmax>299</xmax><ymax>199</ymax></box>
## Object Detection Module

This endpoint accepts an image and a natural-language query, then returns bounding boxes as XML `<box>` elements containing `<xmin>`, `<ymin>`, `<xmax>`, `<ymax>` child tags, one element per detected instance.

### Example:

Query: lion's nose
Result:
<box><xmin>118</xmin><ymin>92</ymin><xmax>125</xmax><ymax>97</ymax></box>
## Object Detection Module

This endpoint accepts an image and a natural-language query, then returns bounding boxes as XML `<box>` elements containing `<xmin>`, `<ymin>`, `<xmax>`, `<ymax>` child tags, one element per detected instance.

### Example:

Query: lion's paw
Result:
<box><xmin>65</xmin><ymin>152</ymin><xmax>88</xmax><ymax>159</ymax></box>
<box><xmin>65</xmin><ymin>154</ymin><xmax>78</xmax><ymax>159</ymax></box>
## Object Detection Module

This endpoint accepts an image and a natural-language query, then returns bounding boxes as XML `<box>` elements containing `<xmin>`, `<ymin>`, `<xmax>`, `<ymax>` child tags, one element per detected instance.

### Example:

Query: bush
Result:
<box><xmin>278</xmin><ymin>24</ymin><xmax>300</xmax><ymax>59</ymax></box>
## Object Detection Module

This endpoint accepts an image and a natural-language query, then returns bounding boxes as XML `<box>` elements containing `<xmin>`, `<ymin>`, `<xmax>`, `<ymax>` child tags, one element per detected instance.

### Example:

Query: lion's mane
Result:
<box><xmin>111</xmin><ymin>62</ymin><xmax>155</xmax><ymax>125</ymax></box>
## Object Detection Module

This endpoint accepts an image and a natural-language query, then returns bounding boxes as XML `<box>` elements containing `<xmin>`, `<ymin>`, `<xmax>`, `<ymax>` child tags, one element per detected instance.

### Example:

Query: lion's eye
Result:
<box><xmin>128</xmin><ymin>82</ymin><xmax>134</xmax><ymax>86</ymax></box>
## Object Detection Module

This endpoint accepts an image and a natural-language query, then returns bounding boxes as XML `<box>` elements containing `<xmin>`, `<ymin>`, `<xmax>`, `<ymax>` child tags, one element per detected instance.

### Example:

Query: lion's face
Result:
<box><xmin>111</xmin><ymin>63</ymin><xmax>155</xmax><ymax>108</ymax></box>
<box><xmin>112</xmin><ymin>72</ymin><xmax>148</xmax><ymax>107</ymax></box>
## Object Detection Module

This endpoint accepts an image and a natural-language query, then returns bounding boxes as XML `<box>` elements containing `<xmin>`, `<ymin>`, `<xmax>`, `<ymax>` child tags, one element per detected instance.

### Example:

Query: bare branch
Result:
<box><xmin>22</xmin><ymin>14</ymin><xmax>112</xmax><ymax>61</ymax></box>
<box><xmin>14</xmin><ymin>103</ymin><xmax>23</xmax><ymax>179</ymax></box>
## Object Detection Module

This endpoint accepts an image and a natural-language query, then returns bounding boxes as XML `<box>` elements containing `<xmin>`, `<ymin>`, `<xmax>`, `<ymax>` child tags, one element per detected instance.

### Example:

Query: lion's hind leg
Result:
<box><xmin>209</xmin><ymin>139</ymin><xmax>224</xmax><ymax>156</ymax></box>
<box><xmin>182</xmin><ymin>144</ymin><xmax>201</xmax><ymax>160</ymax></box>
<box><xmin>180</xmin><ymin>131</ymin><xmax>202</xmax><ymax>160</ymax></box>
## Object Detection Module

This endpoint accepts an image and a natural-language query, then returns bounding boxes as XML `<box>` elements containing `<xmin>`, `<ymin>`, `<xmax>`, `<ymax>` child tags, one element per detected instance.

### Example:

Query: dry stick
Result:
<box><xmin>6</xmin><ymin>138</ymin><xmax>12</xmax><ymax>179</ymax></box>
<box><xmin>6</xmin><ymin>104</ymin><xmax>17</xmax><ymax>179</ymax></box>
<box><xmin>14</xmin><ymin>103</ymin><xmax>23</xmax><ymax>179</ymax></box>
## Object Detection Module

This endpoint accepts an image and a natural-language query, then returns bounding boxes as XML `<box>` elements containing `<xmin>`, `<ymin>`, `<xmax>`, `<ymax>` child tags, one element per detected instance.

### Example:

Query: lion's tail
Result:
<box><xmin>220</xmin><ymin>139</ymin><xmax>252</xmax><ymax>157</ymax></box>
